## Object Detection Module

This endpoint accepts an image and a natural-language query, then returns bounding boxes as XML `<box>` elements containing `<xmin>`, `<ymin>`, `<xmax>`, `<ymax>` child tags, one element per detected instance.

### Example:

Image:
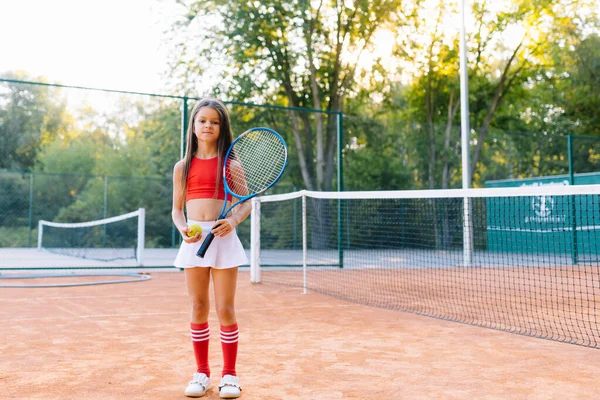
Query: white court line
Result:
<box><xmin>0</xmin><ymin>304</ymin><xmax>354</xmax><ymax>322</ymax></box>
<box><xmin>1</xmin><ymin>294</ymin><xmax>188</xmax><ymax>302</ymax></box>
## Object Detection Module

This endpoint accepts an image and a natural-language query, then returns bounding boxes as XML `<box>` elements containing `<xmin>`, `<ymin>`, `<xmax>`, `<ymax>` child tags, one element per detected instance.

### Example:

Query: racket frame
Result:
<box><xmin>196</xmin><ymin>127</ymin><xmax>288</xmax><ymax>258</ymax></box>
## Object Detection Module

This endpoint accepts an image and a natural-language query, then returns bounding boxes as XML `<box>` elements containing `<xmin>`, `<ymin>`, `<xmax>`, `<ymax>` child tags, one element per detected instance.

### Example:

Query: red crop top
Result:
<box><xmin>186</xmin><ymin>157</ymin><xmax>230</xmax><ymax>201</ymax></box>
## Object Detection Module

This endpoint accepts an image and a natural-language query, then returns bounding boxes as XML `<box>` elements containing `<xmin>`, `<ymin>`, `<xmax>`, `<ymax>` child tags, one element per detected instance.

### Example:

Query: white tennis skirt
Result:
<box><xmin>173</xmin><ymin>220</ymin><xmax>249</xmax><ymax>269</ymax></box>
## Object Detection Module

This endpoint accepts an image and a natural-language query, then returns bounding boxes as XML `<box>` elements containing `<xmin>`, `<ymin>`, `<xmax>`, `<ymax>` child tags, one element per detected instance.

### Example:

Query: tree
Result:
<box><xmin>342</xmin><ymin>114</ymin><xmax>412</xmax><ymax>190</ymax></box>
<box><xmin>559</xmin><ymin>34</ymin><xmax>600</xmax><ymax>138</ymax></box>
<box><xmin>0</xmin><ymin>72</ymin><xmax>72</xmax><ymax>171</ymax></box>
<box><xmin>136</xmin><ymin>101</ymin><xmax>182</xmax><ymax>177</ymax></box>
<box><xmin>467</xmin><ymin>0</ymin><xmax>599</xmax><ymax>184</ymax></box>
<box><xmin>400</xmin><ymin>0</ymin><xmax>461</xmax><ymax>189</ymax></box>
<box><xmin>385</xmin><ymin>0</ymin><xmax>599</xmax><ymax>187</ymax></box>
<box><xmin>170</xmin><ymin>0</ymin><xmax>417</xmax><ymax>190</ymax></box>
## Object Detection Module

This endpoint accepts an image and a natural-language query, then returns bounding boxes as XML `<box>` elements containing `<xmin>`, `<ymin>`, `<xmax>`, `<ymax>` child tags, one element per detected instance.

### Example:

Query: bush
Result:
<box><xmin>0</xmin><ymin>226</ymin><xmax>36</xmax><ymax>247</ymax></box>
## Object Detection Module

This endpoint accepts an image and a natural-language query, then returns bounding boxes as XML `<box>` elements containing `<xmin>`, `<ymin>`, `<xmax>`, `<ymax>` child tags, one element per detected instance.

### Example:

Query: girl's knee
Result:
<box><xmin>190</xmin><ymin>298</ymin><xmax>210</xmax><ymax>319</ymax></box>
<box><xmin>216</xmin><ymin>305</ymin><xmax>236</xmax><ymax>324</ymax></box>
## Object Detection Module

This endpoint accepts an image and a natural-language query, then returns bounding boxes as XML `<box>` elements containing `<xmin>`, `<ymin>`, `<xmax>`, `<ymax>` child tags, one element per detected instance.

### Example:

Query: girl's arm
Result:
<box><xmin>228</xmin><ymin>201</ymin><xmax>252</xmax><ymax>228</ymax></box>
<box><xmin>224</xmin><ymin>160</ymin><xmax>252</xmax><ymax>228</ymax></box>
<box><xmin>172</xmin><ymin>161</ymin><xmax>191</xmax><ymax>238</ymax></box>
<box><xmin>211</xmin><ymin>199</ymin><xmax>252</xmax><ymax>238</ymax></box>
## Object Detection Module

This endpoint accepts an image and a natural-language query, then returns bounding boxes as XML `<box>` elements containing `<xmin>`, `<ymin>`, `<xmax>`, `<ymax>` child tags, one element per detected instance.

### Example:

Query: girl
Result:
<box><xmin>172</xmin><ymin>98</ymin><xmax>250</xmax><ymax>398</ymax></box>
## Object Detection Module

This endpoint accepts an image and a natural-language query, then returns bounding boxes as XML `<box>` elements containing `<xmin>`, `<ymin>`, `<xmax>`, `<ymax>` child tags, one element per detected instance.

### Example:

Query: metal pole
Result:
<box><xmin>337</xmin><ymin>112</ymin><xmax>344</xmax><ymax>191</ymax></box>
<box><xmin>568</xmin><ymin>134</ymin><xmax>578</xmax><ymax>264</ymax></box>
<box><xmin>103</xmin><ymin>176</ymin><xmax>108</xmax><ymax>247</ymax></box>
<box><xmin>302</xmin><ymin>195</ymin><xmax>307</xmax><ymax>294</ymax></box>
<box><xmin>28</xmin><ymin>173</ymin><xmax>34</xmax><ymax>247</ymax></box>
<box><xmin>460</xmin><ymin>0</ymin><xmax>473</xmax><ymax>266</ymax></box>
<box><xmin>37</xmin><ymin>220</ymin><xmax>43</xmax><ymax>249</ymax></box>
<box><xmin>568</xmin><ymin>134</ymin><xmax>575</xmax><ymax>185</ymax></box>
<box><xmin>337</xmin><ymin>112</ymin><xmax>344</xmax><ymax>269</ymax></box>
<box><xmin>181</xmin><ymin>97</ymin><xmax>189</xmax><ymax>159</ymax></box>
<box><xmin>104</xmin><ymin>176</ymin><xmax>108</xmax><ymax>218</ymax></box>
<box><xmin>250</xmin><ymin>198</ymin><xmax>261</xmax><ymax>283</ymax></box>
<box><xmin>293</xmin><ymin>195</ymin><xmax>298</xmax><ymax>249</ymax></box>
<box><xmin>177</xmin><ymin>96</ymin><xmax>189</xmax><ymax>249</ymax></box>
<box><xmin>136</xmin><ymin>208</ymin><xmax>145</xmax><ymax>266</ymax></box>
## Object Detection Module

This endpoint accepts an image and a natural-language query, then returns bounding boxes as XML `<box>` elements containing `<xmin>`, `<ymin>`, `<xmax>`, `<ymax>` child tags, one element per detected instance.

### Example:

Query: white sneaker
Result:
<box><xmin>184</xmin><ymin>372</ymin><xmax>211</xmax><ymax>397</ymax></box>
<box><xmin>219</xmin><ymin>374</ymin><xmax>241</xmax><ymax>399</ymax></box>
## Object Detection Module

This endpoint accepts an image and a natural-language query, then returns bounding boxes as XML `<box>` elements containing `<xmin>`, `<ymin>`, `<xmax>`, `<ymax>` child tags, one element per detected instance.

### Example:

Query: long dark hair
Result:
<box><xmin>181</xmin><ymin>98</ymin><xmax>234</xmax><ymax>198</ymax></box>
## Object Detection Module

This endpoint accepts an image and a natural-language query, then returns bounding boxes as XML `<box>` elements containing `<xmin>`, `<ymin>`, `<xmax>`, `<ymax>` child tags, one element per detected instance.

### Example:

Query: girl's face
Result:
<box><xmin>193</xmin><ymin>106</ymin><xmax>221</xmax><ymax>145</ymax></box>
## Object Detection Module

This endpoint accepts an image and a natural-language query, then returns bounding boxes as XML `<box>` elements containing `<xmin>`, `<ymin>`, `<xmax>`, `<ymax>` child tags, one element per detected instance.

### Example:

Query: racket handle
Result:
<box><xmin>196</xmin><ymin>232</ymin><xmax>216</xmax><ymax>258</ymax></box>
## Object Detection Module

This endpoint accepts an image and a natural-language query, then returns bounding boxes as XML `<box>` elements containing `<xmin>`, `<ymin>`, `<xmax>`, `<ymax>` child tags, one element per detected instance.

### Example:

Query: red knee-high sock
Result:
<box><xmin>190</xmin><ymin>322</ymin><xmax>210</xmax><ymax>377</ymax></box>
<box><xmin>220</xmin><ymin>323</ymin><xmax>239</xmax><ymax>377</ymax></box>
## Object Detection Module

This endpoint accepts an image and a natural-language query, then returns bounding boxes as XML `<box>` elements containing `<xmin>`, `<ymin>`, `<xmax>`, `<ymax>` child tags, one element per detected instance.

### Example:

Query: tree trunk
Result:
<box><xmin>324</xmin><ymin>112</ymin><xmax>339</xmax><ymax>191</ymax></box>
<box><xmin>442</xmin><ymin>89</ymin><xmax>460</xmax><ymax>189</ymax></box>
<box><xmin>304</xmin><ymin>3</ymin><xmax>325</xmax><ymax>190</ymax></box>
<box><xmin>441</xmin><ymin>89</ymin><xmax>460</xmax><ymax>248</ymax></box>
<box><xmin>469</xmin><ymin>39</ymin><xmax>524</xmax><ymax>184</ymax></box>
<box><xmin>283</xmin><ymin>84</ymin><xmax>314</xmax><ymax>190</ymax></box>
<box><xmin>424</xmin><ymin>59</ymin><xmax>439</xmax><ymax>248</ymax></box>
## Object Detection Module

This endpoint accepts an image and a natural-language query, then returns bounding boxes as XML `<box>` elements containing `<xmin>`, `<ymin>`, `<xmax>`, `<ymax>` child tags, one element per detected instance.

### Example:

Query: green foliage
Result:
<box><xmin>0</xmin><ymin>226</ymin><xmax>34</xmax><ymax>247</ymax></box>
<box><xmin>343</xmin><ymin>116</ymin><xmax>413</xmax><ymax>190</ymax></box>
<box><xmin>171</xmin><ymin>0</ymin><xmax>410</xmax><ymax>190</ymax></box>
<box><xmin>377</xmin><ymin>0</ymin><xmax>600</xmax><ymax>187</ymax></box>
<box><xmin>136</xmin><ymin>102</ymin><xmax>181</xmax><ymax>176</ymax></box>
<box><xmin>559</xmin><ymin>34</ymin><xmax>600</xmax><ymax>137</ymax></box>
<box><xmin>227</xmin><ymin>103</ymin><xmax>308</xmax><ymax>189</ymax></box>
<box><xmin>0</xmin><ymin>170</ymin><xmax>30</xmax><ymax>226</ymax></box>
<box><xmin>0</xmin><ymin>89</ymin><xmax>180</xmax><ymax>247</ymax></box>
<box><xmin>35</xmin><ymin>135</ymin><xmax>98</xmax><ymax>176</ymax></box>
<box><xmin>0</xmin><ymin>72</ymin><xmax>72</xmax><ymax>170</ymax></box>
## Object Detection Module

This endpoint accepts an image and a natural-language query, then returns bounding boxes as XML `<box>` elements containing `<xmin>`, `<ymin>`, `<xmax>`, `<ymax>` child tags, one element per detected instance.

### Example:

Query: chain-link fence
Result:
<box><xmin>341</xmin><ymin>114</ymin><xmax>600</xmax><ymax>190</ymax></box>
<box><xmin>0</xmin><ymin>78</ymin><xmax>340</xmax><ymax>250</ymax></box>
<box><xmin>0</xmin><ymin>171</ymin><xmax>173</xmax><ymax>248</ymax></box>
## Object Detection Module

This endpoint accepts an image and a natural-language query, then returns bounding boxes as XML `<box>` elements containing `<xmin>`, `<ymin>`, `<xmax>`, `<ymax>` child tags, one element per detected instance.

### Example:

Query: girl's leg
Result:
<box><xmin>185</xmin><ymin>267</ymin><xmax>212</xmax><ymax>377</ymax></box>
<box><xmin>211</xmin><ymin>267</ymin><xmax>239</xmax><ymax>377</ymax></box>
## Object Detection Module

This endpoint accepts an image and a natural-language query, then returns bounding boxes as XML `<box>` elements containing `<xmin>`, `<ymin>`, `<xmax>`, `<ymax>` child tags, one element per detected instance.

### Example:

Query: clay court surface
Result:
<box><xmin>2</xmin><ymin>271</ymin><xmax>600</xmax><ymax>400</ymax></box>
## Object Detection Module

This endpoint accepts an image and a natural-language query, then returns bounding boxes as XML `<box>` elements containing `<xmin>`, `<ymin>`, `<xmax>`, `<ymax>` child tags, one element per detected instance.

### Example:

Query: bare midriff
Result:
<box><xmin>185</xmin><ymin>198</ymin><xmax>231</xmax><ymax>222</ymax></box>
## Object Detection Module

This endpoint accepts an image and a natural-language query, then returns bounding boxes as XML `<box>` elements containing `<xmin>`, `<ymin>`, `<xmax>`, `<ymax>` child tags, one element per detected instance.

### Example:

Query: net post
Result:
<box><xmin>37</xmin><ymin>220</ymin><xmax>43</xmax><ymax>250</ymax></box>
<box><xmin>250</xmin><ymin>198</ymin><xmax>261</xmax><ymax>283</ymax></box>
<box><xmin>568</xmin><ymin>134</ymin><xmax>579</xmax><ymax>264</ymax></box>
<box><xmin>137</xmin><ymin>208</ymin><xmax>145</xmax><ymax>266</ymax></box>
<box><xmin>337</xmin><ymin>111</ymin><xmax>345</xmax><ymax>269</ymax></box>
<box><xmin>103</xmin><ymin>176</ymin><xmax>108</xmax><ymax>248</ymax></box>
<box><xmin>302</xmin><ymin>194</ymin><xmax>307</xmax><ymax>294</ymax></box>
<box><xmin>28</xmin><ymin>173</ymin><xmax>34</xmax><ymax>247</ymax></box>
<box><xmin>463</xmin><ymin>197</ymin><xmax>473</xmax><ymax>267</ymax></box>
<box><xmin>459</xmin><ymin>0</ymin><xmax>473</xmax><ymax>267</ymax></box>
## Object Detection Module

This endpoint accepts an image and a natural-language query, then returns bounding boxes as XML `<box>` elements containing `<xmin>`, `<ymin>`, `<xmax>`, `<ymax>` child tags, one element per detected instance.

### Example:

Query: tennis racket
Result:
<box><xmin>196</xmin><ymin>127</ymin><xmax>288</xmax><ymax>258</ymax></box>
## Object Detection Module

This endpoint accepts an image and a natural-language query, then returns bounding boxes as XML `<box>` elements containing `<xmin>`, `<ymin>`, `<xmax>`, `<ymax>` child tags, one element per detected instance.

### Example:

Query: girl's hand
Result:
<box><xmin>211</xmin><ymin>218</ymin><xmax>237</xmax><ymax>237</ymax></box>
<box><xmin>181</xmin><ymin>226</ymin><xmax>203</xmax><ymax>243</ymax></box>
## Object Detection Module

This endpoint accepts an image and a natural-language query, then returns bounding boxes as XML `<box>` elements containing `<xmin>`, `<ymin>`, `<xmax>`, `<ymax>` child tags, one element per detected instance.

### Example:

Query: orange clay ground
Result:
<box><xmin>1</xmin><ymin>271</ymin><xmax>600</xmax><ymax>400</ymax></box>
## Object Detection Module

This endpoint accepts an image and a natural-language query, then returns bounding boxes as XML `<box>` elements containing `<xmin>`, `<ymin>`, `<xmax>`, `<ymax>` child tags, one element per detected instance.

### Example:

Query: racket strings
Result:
<box><xmin>229</xmin><ymin>139</ymin><xmax>285</xmax><ymax>193</ymax></box>
<box><xmin>226</xmin><ymin>130</ymin><xmax>287</xmax><ymax>197</ymax></box>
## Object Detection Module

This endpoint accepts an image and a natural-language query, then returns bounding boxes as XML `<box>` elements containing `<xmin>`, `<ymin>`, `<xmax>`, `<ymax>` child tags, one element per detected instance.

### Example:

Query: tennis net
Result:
<box><xmin>249</xmin><ymin>185</ymin><xmax>600</xmax><ymax>348</ymax></box>
<box><xmin>38</xmin><ymin>208</ymin><xmax>145</xmax><ymax>265</ymax></box>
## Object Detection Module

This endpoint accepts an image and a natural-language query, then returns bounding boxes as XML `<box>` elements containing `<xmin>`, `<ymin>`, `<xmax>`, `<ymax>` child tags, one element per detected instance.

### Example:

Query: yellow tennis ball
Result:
<box><xmin>187</xmin><ymin>223</ymin><xmax>203</xmax><ymax>237</ymax></box>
